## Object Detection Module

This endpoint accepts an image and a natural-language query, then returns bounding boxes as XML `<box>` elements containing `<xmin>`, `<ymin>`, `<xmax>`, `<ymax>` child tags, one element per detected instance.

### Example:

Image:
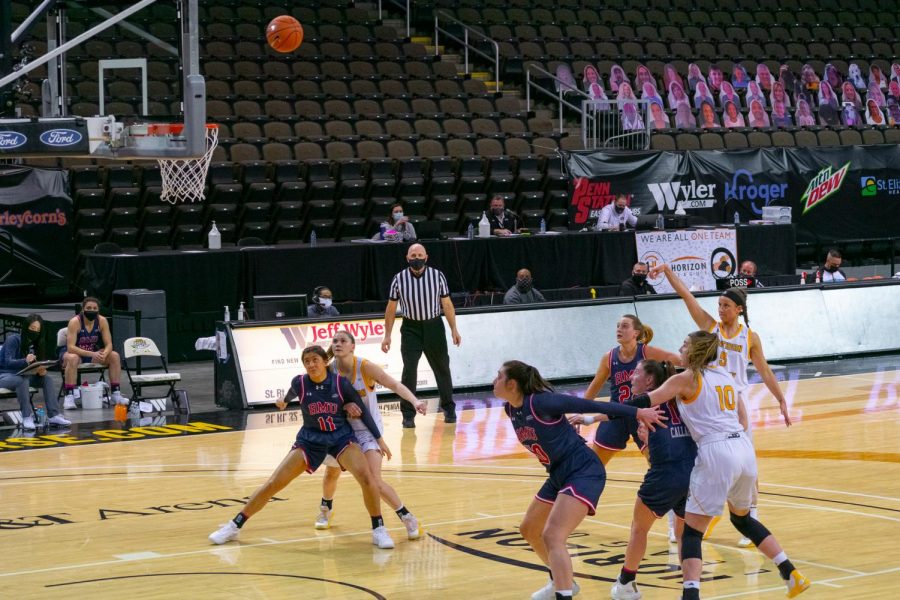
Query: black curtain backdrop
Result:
<box><xmin>565</xmin><ymin>145</ymin><xmax>900</xmax><ymax>243</ymax></box>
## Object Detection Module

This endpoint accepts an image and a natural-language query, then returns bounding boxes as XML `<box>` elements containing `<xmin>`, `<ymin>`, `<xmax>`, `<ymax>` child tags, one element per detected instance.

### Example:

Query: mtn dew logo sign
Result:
<box><xmin>801</xmin><ymin>162</ymin><xmax>850</xmax><ymax>213</ymax></box>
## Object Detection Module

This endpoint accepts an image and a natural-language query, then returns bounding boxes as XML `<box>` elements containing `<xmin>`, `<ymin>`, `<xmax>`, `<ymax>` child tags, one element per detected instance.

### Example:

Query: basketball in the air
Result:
<box><xmin>266</xmin><ymin>15</ymin><xmax>304</xmax><ymax>53</ymax></box>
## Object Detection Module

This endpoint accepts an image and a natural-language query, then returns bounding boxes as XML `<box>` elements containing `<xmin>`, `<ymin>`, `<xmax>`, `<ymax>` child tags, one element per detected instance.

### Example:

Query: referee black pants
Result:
<box><xmin>399</xmin><ymin>317</ymin><xmax>455</xmax><ymax>420</ymax></box>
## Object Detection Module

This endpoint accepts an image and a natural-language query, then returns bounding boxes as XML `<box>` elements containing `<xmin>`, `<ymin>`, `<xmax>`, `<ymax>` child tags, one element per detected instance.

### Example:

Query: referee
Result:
<box><xmin>381</xmin><ymin>243</ymin><xmax>461</xmax><ymax>427</ymax></box>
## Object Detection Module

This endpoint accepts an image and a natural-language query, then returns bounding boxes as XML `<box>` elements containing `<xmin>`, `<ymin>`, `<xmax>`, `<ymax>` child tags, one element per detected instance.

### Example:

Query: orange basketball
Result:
<box><xmin>266</xmin><ymin>15</ymin><xmax>304</xmax><ymax>53</ymax></box>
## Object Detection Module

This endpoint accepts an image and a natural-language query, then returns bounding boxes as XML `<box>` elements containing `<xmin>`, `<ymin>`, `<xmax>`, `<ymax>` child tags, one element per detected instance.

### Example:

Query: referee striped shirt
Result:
<box><xmin>389</xmin><ymin>266</ymin><xmax>450</xmax><ymax>321</ymax></box>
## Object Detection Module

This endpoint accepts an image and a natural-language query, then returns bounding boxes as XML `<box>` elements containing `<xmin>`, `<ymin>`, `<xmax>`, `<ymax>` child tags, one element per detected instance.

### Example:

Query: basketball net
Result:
<box><xmin>155</xmin><ymin>124</ymin><xmax>219</xmax><ymax>204</ymax></box>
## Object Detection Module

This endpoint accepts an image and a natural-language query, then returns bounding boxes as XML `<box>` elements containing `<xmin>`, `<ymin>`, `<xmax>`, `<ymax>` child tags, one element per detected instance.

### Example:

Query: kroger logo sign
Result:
<box><xmin>40</xmin><ymin>128</ymin><xmax>82</xmax><ymax>147</ymax></box>
<box><xmin>0</xmin><ymin>131</ymin><xmax>27</xmax><ymax>149</ymax></box>
<box><xmin>724</xmin><ymin>169</ymin><xmax>787</xmax><ymax>214</ymax></box>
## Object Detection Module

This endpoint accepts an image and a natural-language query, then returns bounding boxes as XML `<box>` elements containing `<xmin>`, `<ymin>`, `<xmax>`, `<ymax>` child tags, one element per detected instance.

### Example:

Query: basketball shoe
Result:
<box><xmin>785</xmin><ymin>569</ymin><xmax>811</xmax><ymax>598</ymax></box>
<box><xmin>63</xmin><ymin>394</ymin><xmax>77</xmax><ymax>410</ymax></box>
<box><xmin>314</xmin><ymin>505</ymin><xmax>333</xmax><ymax>530</ymax></box>
<box><xmin>531</xmin><ymin>579</ymin><xmax>580</xmax><ymax>600</ymax></box>
<box><xmin>372</xmin><ymin>526</ymin><xmax>395</xmax><ymax>549</ymax></box>
<box><xmin>610</xmin><ymin>579</ymin><xmax>643</xmax><ymax>600</ymax></box>
<box><xmin>209</xmin><ymin>521</ymin><xmax>240</xmax><ymax>544</ymax></box>
<box><xmin>401</xmin><ymin>513</ymin><xmax>422</xmax><ymax>540</ymax></box>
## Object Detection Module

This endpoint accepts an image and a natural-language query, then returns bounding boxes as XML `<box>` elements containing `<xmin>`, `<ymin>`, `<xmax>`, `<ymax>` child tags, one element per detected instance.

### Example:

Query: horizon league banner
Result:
<box><xmin>230</xmin><ymin>317</ymin><xmax>436</xmax><ymax>407</ymax></box>
<box><xmin>637</xmin><ymin>228</ymin><xmax>738</xmax><ymax>293</ymax></box>
<box><xmin>565</xmin><ymin>145</ymin><xmax>900</xmax><ymax>243</ymax></box>
<box><xmin>0</xmin><ymin>167</ymin><xmax>74</xmax><ymax>286</ymax></box>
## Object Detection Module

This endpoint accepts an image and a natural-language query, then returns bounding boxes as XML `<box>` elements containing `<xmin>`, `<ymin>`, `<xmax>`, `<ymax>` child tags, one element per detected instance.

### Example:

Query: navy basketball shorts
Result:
<box><xmin>593</xmin><ymin>417</ymin><xmax>646</xmax><ymax>452</ymax></box>
<box><xmin>536</xmin><ymin>454</ymin><xmax>606</xmax><ymax>516</ymax></box>
<box><xmin>291</xmin><ymin>427</ymin><xmax>357</xmax><ymax>473</ymax></box>
<box><xmin>637</xmin><ymin>458</ymin><xmax>694</xmax><ymax>518</ymax></box>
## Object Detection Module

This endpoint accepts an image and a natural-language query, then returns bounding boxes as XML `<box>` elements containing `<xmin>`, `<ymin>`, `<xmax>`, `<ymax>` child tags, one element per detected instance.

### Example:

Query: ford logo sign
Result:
<box><xmin>40</xmin><ymin>128</ymin><xmax>83</xmax><ymax>147</ymax></box>
<box><xmin>0</xmin><ymin>131</ymin><xmax>27</xmax><ymax>149</ymax></box>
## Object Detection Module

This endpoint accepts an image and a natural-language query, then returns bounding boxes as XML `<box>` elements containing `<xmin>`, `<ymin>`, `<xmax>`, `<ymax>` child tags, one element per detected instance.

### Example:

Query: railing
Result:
<box><xmin>581</xmin><ymin>98</ymin><xmax>651</xmax><ymax>151</ymax></box>
<box><xmin>525</xmin><ymin>63</ymin><xmax>592</xmax><ymax>134</ymax></box>
<box><xmin>378</xmin><ymin>0</ymin><xmax>410</xmax><ymax>38</ymax></box>
<box><xmin>434</xmin><ymin>10</ymin><xmax>501</xmax><ymax>93</ymax></box>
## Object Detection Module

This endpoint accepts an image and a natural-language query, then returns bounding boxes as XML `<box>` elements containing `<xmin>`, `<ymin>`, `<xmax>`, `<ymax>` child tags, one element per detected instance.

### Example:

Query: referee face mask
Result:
<box><xmin>408</xmin><ymin>258</ymin><xmax>426</xmax><ymax>270</ymax></box>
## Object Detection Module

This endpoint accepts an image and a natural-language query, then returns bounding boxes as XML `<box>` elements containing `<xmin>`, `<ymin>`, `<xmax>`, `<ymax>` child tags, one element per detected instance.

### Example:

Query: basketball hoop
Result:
<box><xmin>128</xmin><ymin>123</ymin><xmax>218</xmax><ymax>204</ymax></box>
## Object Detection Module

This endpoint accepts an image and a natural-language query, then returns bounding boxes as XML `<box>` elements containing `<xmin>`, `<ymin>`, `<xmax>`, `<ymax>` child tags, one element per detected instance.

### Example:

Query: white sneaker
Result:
<box><xmin>400</xmin><ymin>513</ymin><xmax>422</xmax><ymax>540</ymax></box>
<box><xmin>63</xmin><ymin>394</ymin><xmax>77</xmax><ymax>410</ymax></box>
<box><xmin>112</xmin><ymin>391</ymin><xmax>129</xmax><ymax>405</ymax></box>
<box><xmin>209</xmin><ymin>521</ymin><xmax>240</xmax><ymax>544</ymax></box>
<box><xmin>372</xmin><ymin>525</ymin><xmax>395</xmax><ymax>549</ymax></box>
<box><xmin>21</xmin><ymin>415</ymin><xmax>36</xmax><ymax>431</ymax></box>
<box><xmin>531</xmin><ymin>578</ymin><xmax>580</xmax><ymax>600</ymax></box>
<box><xmin>668</xmin><ymin>527</ymin><xmax>677</xmax><ymax>544</ymax></box>
<box><xmin>611</xmin><ymin>579</ymin><xmax>643</xmax><ymax>600</ymax></box>
<box><xmin>48</xmin><ymin>414</ymin><xmax>72</xmax><ymax>427</ymax></box>
<box><xmin>314</xmin><ymin>505</ymin><xmax>333</xmax><ymax>530</ymax></box>
<box><xmin>737</xmin><ymin>536</ymin><xmax>753</xmax><ymax>547</ymax></box>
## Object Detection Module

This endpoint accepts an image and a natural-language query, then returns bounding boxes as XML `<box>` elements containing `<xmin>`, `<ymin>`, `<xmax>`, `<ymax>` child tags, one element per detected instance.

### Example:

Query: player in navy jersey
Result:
<box><xmin>572</xmin><ymin>315</ymin><xmax>681</xmax><ymax>465</ymax></box>
<box><xmin>209</xmin><ymin>345</ymin><xmax>397</xmax><ymax>549</ymax></box>
<box><xmin>493</xmin><ymin>360</ymin><xmax>666</xmax><ymax>600</ymax></box>
<box><xmin>610</xmin><ymin>359</ymin><xmax>698</xmax><ymax>600</ymax></box>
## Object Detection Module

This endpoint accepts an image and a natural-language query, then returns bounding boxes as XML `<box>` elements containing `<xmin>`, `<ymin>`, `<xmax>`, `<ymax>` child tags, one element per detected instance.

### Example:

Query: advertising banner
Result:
<box><xmin>0</xmin><ymin>166</ymin><xmax>74</xmax><ymax>287</ymax></box>
<box><xmin>636</xmin><ymin>227</ymin><xmax>738</xmax><ymax>293</ymax></box>
<box><xmin>565</xmin><ymin>146</ymin><xmax>900</xmax><ymax>243</ymax></box>
<box><xmin>230</xmin><ymin>317</ymin><xmax>436</xmax><ymax>406</ymax></box>
<box><xmin>0</xmin><ymin>118</ymin><xmax>91</xmax><ymax>157</ymax></box>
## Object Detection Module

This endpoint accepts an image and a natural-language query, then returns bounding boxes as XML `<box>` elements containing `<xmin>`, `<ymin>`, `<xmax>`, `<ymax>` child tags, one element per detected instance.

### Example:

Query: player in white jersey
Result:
<box><xmin>651</xmin><ymin>263</ymin><xmax>791</xmax><ymax>546</ymax></box>
<box><xmin>626</xmin><ymin>331</ymin><xmax>810</xmax><ymax>599</ymax></box>
<box><xmin>316</xmin><ymin>330</ymin><xmax>427</xmax><ymax>541</ymax></box>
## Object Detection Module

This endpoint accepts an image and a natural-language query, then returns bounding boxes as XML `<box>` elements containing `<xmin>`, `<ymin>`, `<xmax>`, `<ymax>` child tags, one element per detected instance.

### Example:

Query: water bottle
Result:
<box><xmin>733</xmin><ymin>211</ymin><xmax>740</xmax><ymax>225</ymax></box>
<box><xmin>34</xmin><ymin>404</ymin><xmax>46</xmax><ymax>426</ymax></box>
<box><xmin>208</xmin><ymin>220</ymin><xmax>221</xmax><ymax>249</ymax></box>
<box><xmin>800</xmin><ymin>272</ymin><xmax>807</xmax><ymax>285</ymax></box>
<box><xmin>467</xmin><ymin>222</ymin><xmax>474</xmax><ymax>240</ymax></box>
<box><xmin>540</xmin><ymin>218</ymin><xmax>546</xmax><ymax>234</ymax></box>
<box><xmin>224</xmin><ymin>305</ymin><xmax>231</xmax><ymax>322</ymax></box>
<box><xmin>655</xmin><ymin>213</ymin><xmax>665</xmax><ymax>230</ymax></box>
<box><xmin>478</xmin><ymin>211</ymin><xmax>490</xmax><ymax>238</ymax></box>
<box><xmin>238</xmin><ymin>301</ymin><xmax>246</xmax><ymax>321</ymax></box>
<box><xmin>379</xmin><ymin>223</ymin><xmax>386</xmax><ymax>240</ymax></box>
<box><xmin>310</xmin><ymin>230</ymin><xmax>317</xmax><ymax>247</ymax></box>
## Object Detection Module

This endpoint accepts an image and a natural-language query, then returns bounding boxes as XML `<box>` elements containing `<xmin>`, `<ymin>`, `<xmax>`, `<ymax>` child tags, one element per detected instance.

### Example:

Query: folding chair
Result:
<box><xmin>122</xmin><ymin>337</ymin><xmax>186</xmax><ymax>414</ymax></box>
<box><xmin>0</xmin><ymin>385</ymin><xmax>38</xmax><ymax>427</ymax></box>
<box><xmin>56</xmin><ymin>327</ymin><xmax>108</xmax><ymax>405</ymax></box>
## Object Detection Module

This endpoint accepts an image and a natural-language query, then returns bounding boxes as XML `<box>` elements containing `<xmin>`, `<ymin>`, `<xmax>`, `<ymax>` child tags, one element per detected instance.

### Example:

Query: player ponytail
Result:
<box><xmin>639</xmin><ymin>359</ymin><xmax>675</xmax><ymax>390</ymax></box>
<box><xmin>722</xmin><ymin>287</ymin><xmax>749</xmax><ymax>326</ymax></box>
<box><xmin>502</xmin><ymin>360</ymin><xmax>555</xmax><ymax>395</ymax></box>
<box><xmin>685</xmin><ymin>331</ymin><xmax>720</xmax><ymax>372</ymax></box>
<box><xmin>623</xmin><ymin>314</ymin><xmax>653</xmax><ymax>344</ymax></box>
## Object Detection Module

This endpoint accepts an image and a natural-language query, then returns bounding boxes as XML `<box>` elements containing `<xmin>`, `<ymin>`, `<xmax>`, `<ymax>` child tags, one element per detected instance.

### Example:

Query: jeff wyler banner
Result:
<box><xmin>636</xmin><ymin>227</ymin><xmax>738</xmax><ymax>293</ymax></box>
<box><xmin>230</xmin><ymin>317</ymin><xmax>437</xmax><ymax>406</ymax></box>
<box><xmin>565</xmin><ymin>145</ymin><xmax>900</xmax><ymax>243</ymax></box>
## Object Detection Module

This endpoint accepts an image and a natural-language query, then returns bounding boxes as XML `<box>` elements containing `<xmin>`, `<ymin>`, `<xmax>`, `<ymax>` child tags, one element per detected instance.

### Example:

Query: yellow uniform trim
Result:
<box><xmin>357</xmin><ymin>357</ymin><xmax>377</xmax><ymax>394</ymax></box>
<box><xmin>681</xmin><ymin>372</ymin><xmax>703</xmax><ymax>404</ymax></box>
<box><xmin>717</xmin><ymin>322</ymin><xmax>744</xmax><ymax>340</ymax></box>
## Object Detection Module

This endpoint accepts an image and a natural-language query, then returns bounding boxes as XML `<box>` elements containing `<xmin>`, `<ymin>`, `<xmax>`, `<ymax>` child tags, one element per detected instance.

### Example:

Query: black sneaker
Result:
<box><xmin>443</xmin><ymin>411</ymin><xmax>457</xmax><ymax>424</ymax></box>
<box><xmin>402</xmin><ymin>417</ymin><xmax>416</xmax><ymax>428</ymax></box>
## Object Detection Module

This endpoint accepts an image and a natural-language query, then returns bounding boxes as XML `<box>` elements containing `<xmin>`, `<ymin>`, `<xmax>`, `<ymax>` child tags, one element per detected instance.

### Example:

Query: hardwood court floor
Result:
<box><xmin>1</xmin><ymin>369</ymin><xmax>898</xmax><ymax>599</ymax></box>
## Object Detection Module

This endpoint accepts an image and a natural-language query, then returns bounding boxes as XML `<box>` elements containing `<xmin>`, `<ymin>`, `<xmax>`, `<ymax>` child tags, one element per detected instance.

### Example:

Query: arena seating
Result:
<box><xmin>8</xmin><ymin>0</ymin><xmax>900</xmax><ymax>265</ymax></box>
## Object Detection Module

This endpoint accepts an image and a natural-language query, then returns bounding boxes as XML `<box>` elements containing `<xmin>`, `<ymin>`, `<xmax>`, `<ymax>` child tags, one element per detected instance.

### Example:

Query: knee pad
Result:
<box><xmin>681</xmin><ymin>524</ymin><xmax>704</xmax><ymax>561</ymax></box>
<box><xmin>729</xmin><ymin>511</ymin><xmax>771</xmax><ymax>546</ymax></box>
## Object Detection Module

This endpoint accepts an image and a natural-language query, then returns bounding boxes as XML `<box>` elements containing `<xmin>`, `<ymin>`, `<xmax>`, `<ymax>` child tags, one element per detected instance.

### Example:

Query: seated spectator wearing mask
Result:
<box><xmin>596</xmin><ymin>194</ymin><xmax>638</xmax><ymax>231</ymax></box>
<box><xmin>618</xmin><ymin>262</ymin><xmax>657</xmax><ymax>296</ymax></box>
<box><xmin>372</xmin><ymin>203</ymin><xmax>416</xmax><ymax>242</ymax></box>
<box><xmin>503</xmin><ymin>269</ymin><xmax>547</xmax><ymax>305</ymax></box>
<box><xmin>813</xmin><ymin>249</ymin><xmax>846</xmax><ymax>283</ymax></box>
<box><xmin>307</xmin><ymin>286</ymin><xmax>341</xmax><ymax>317</ymax></box>
<box><xmin>487</xmin><ymin>195</ymin><xmax>522</xmax><ymax>236</ymax></box>
<box><xmin>739</xmin><ymin>260</ymin><xmax>764</xmax><ymax>287</ymax></box>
